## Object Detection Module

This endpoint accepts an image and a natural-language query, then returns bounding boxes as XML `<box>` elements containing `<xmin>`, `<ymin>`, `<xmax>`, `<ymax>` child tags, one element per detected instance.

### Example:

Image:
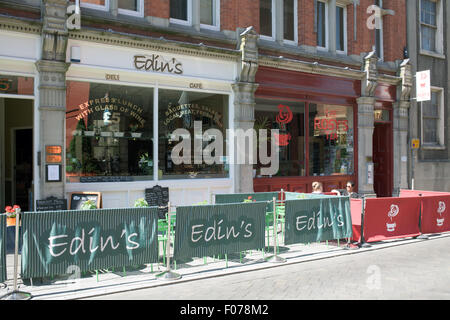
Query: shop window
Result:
<box><xmin>283</xmin><ymin>0</ymin><xmax>297</xmax><ymax>43</ymax></box>
<box><xmin>170</xmin><ymin>0</ymin><xmax>192</xmax><ymax>25</ymax></box>
<box><xmin>422</xmin><ymin>88</ymin><xmax>444</xmax><ymax>147</ymax></box>
<box><xmin>420</xmin><ymin>0</ymin><xmax>444</xmax><ymax>55</ymax></box>
<box><xmin>158</xmin><ymin>89</ymin><xmax>229</xmax><ymax>180</ymax></box>
<box><xmin>200</xmin><ymin>0</ymin><xmax>220</xmax><ymax>30</ymax></box>
<box><xmin>118</xmin><ymin>0</ymin><xmax>144</xmax><ymax>17</ymax></box>
<box><xmin>0</xmin><ymin>75</ymin><xmax>34</xmax><ymax>96</ymax></box>
<box><xmin>254</xmin><ymin>99</ymin><xmax>305</xmax><ymax>177</ymax></box>
<box><xmin>316</xmin><ymin>0</ymin><xmax>328</xmax><ymax>49</ymax></box>
<box><xmin>308</xmin><ymin>104</ymin><xmax>354</xmax><ymax>176</ymax></box>
<box><xmin>65</xmin><ymin>81</ymin><xmax>154</xmax><ymax>183</ymax></box>
<box><xmin>80</xmin><ymin>0</ymin><xmax>108</xmax><ymax>11</ymax></box>
<box><xmin>260</xmin><ymin>0</ymin><xmax>275</xmax><ymax>39</ymax></box>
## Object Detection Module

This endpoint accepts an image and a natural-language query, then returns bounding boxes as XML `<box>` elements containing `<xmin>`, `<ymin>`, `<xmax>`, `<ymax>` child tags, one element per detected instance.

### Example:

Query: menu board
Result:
<box><xmin>145</xmin><ymin>185</ymin><xmax>169</xmax><ymax>219</ymax></box>
<box><xmin>36</xmin><ymin>197</ymin><xmax>67</xmax><ymax>212</ymax></box>
<box><xmin>69</xmin><ymin>192</ymin><xmax>102</xmax><ymax>210</ymax></box>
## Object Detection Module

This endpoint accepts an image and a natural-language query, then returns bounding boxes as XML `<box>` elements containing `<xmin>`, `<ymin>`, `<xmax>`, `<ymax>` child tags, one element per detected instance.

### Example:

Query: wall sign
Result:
<box><xmin>416</xmin><ymin>70</ymin><xmax>430</xmax><ymax>102</ymax></box>
<box><xmin>69</xmin><ymin>192</ymin><xmax>102</xmax><ymax>210</ymax></box>
<box><xmin>46</xmin><ymin>164</ymin><xmax>62</xmax><ymax>182</ymax></box>
<box><xmin>134</xmin><ymin>54</ymin><xmax>183</xmax><ymax>75</ymax></box>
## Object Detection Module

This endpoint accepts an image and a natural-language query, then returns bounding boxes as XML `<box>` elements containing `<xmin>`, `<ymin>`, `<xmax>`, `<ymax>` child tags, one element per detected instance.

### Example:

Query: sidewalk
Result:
<box><xmin>1</xmin><ymin>233</ymin><xmax>448</xmax><ymax>300</ymax></box>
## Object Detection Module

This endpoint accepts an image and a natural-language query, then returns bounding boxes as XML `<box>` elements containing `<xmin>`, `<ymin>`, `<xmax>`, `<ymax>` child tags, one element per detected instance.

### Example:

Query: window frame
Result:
<box><xmin>419</xmin><ymin>0</ymin><xmax>444</xmax><ymax>56</ymax></box>
<box><xmin>118</xmin><ymin>0</ymin><xmax>144</xmax><ymax>18</ymax></box>
<box><xmin>421</xmin><ymin>87</ymin><xmax>445</xmax><ymax>148</ymax></box>
<box><xmin>259</xmin><ymin>0</ymin><xmax>276</xmax><ymax>41</ymax></box>
<box><xmin>170</xmin><ymin>0</ymin><xmax>193</xmax><ymax>26</ymax></box>
<box><xmin>200</xmin><ymin>0</ymin><xmax>221</xmax><ymax>31</ymax></box>
<box><xmin>282</xmin><ymin>0</ymin><xmax>298</xmax><ymax>45</ymax></box>
<box><xmin>335</xmin><ymin>4</ymin><xmax>347</xmax><ymax>54</ymax></box>
<box><xmin>79</xmin><ymin>0</ymin><xmax>110</xmax><ymax>11</ymax></box>
<box><xmin>316</xmin><ymin>0</ymin><xmax>329</xmax><ymax>51</ymax></box>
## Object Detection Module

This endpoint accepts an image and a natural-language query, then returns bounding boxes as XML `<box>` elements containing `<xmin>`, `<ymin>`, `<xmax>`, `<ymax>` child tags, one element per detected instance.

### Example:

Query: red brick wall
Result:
<box><xmin>298</xmin><ymin>0</ymin><xmax>315</xmax><ymax>47</ymax></box>
<box><xmin>383</xmin><ymin>0</ymin><xmax>406</xmax><ymax>62</ymax></box>
<box><xmin>144</xmin><ymin>0</ymin><xmax>169</xmax><ymax>19</ymax></box>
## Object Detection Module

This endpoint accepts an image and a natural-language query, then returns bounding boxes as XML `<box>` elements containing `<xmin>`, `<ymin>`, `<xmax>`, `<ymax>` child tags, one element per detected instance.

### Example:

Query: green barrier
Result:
<box><xmin>284</xmin><ymin>197</ymin><xmax>352</xmax><ymax>245</ymax></box>
<box><xmin>215</xmin><ymin>192</ymin><xmax>278</xmax><ymax>211</ymax></box>
<box><xmin>174</xmin><ymin>202</ymin><xmax>267</xmax><ymax>261</ymax></box>
<box><xmin>284</xmin><ymin>192</ymin><xmax>336</xmax><ymax>200</ymax></box>
<box><xmin>0</xmin><ymin>215</ymin><xmax>5</xmax><ymax>283</ymax></box>
<box><xmin>21</xmin><ymin>207</ymin><xmax>159</xmax><ymax>279</ymax></box>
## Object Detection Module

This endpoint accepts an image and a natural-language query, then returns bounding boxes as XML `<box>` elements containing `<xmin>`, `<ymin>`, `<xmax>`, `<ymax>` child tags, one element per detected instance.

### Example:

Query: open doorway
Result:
<box><xmin>373</xmin><ymin>122</ymin><xmax>393</xmax><ymax>197</ymax></box>
<box><xmin>0</xmin><ymin>98</ymin><xmax>34</xmax><ymax>211</ymax></box>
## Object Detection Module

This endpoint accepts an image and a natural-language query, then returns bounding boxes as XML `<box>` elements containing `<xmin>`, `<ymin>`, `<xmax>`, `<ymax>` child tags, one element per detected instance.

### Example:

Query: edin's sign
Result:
<box><xmin>134</xmin><ymin>54</ymin><xmax>183</xmax><ymax>75</ymax></box>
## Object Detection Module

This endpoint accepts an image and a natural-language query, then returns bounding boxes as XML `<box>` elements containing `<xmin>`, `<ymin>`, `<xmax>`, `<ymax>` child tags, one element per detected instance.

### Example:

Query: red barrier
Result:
<box><xmin>421</xmin><ymin>195</ymin><xmax>450</xmax><ymax>234</ymax></box>
<box><xmin>350</xmin><ymin>199</ymin><xmax>362</xmax><ymax>242</ymax></box>
<box><xmin>363</xmin><ymin>197</ymin><xmax>421</xmax><ymax>242</ymax></box>
<box><xmin>400</xmin><ymin>189</ymin><xmax>450</xmax><ymax>197</ymax></box>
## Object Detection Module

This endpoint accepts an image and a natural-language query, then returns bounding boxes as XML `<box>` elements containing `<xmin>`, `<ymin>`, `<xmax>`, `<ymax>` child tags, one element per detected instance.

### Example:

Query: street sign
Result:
<box><xmin>416</xmin><ymin>70</ymin><xmax>430</xmax><ymax>102</ymax></box>
<box><xmin>411</xmin><ymin>139</ymin><xmax>420</xmax><ymax>149</ymax></box>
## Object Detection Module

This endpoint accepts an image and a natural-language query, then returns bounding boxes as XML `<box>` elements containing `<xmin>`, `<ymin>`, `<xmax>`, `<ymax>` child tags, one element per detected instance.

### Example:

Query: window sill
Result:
<box><xmin>420</xmin><ymin>50</ymin><xmax>446</xmax><ymax>60</ymax></box>
<box><xmin>421</xmin><ymin>144</ymin><xmax>446</xmax><ymax>150</ymax></box>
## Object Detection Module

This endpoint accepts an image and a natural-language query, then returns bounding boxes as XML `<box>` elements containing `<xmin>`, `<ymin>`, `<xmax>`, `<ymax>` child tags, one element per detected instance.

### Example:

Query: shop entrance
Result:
<box><xmin>0</xmin><ymin>98</ymin><xmax>34</xmax><ymax>211</ymax></box>
<box><xmin>373</xmin><ymin>122</ymin><xmax>392</xmax><ymax>197</ymax></box>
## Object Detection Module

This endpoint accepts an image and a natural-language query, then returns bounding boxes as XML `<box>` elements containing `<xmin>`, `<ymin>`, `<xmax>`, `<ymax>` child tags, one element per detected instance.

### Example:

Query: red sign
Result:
<box><xmin>313</xmin><ymin>110</ymin><xmax>349</xmax><ymax>141</ymax></box>
<box><xmin>421</xmin><ymin>195</ymin><xmax>450</xmax><ymax>234</ymax></box>
<box><xmin>363</xmin><ymin>197</ymin><xmax>421</xmax><ymax>242</ymax></box>
<box><xmin>275</xmin><ymin>104</ymin><xmax>293</xmax><ymax>146</ymax></box>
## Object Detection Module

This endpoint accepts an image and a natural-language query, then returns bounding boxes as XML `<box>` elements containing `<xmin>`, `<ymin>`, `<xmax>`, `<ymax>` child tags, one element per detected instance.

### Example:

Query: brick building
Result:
<box><xmin>0</xmin><ymin>0</ymin><xmax>413</xmax><ymax>210</ymax></box>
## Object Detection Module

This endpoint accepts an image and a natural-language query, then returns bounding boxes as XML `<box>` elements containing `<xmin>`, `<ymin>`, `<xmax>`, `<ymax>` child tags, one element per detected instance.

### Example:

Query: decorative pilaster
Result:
<box><xmin>393</xmin><ymin>59</ymin><xmax>413</xmax><ymax>196</ymax></box>
<box><xmin>232</xmin><ymin>27</ymin><xmax>259</xmax><ymax>193</ymax></box>
<box><xmin>37</xmin><ymin>0</ymin><xmax>70</xmax><ymax>199</ymax></box>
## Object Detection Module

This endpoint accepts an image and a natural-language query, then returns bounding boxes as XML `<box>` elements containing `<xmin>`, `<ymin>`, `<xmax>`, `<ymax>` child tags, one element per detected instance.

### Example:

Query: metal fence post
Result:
<box><xmin>156</xmin><ymin>203</ymin><xmax>181</xmax><ymax>281</ymax></box>
<box><xmin>0</xmin><ymin>209</ymin><xmax>32</xmax><ymax>300</ymax></box>
<box><xmin>265</xmin><ymin>198</ymin><xmax>286</xmax><ymax>263</ymax></box>
<box><xmin>359</xmin><ymin>195</ymin><xmax>371</xmax><ymax>248</ymax></box>
<box><xmin>416</xmin><ymin>193</ymin><xmax>429</xmax><ymax>240</ymax></box>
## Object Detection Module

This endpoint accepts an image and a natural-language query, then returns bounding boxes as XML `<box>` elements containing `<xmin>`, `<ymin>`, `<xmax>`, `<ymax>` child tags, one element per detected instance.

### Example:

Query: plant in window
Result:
<box><xmin>134</xmin><ymin>198</ymin><xmax>149</xmax><ymax>208</ymax></box>
<box><xmin>80</xmin><ymin>199</ymin><xmax>97</xmax><ymax>210</ymax></box>
<box><xmin>138</xmin><ymin>152</ymin><xmax>153</xmax><ymax>175</ymax></box>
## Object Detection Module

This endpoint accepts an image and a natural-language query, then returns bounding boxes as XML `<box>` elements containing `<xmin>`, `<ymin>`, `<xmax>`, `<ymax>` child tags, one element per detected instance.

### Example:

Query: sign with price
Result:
<box><xmin>416</xmin><ymin>70</ymin><xmax>430</xmax><ymax>102</ymax></box>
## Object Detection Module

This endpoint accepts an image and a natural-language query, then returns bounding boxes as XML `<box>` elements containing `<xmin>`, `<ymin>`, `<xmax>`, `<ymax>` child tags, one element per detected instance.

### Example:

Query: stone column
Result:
<box><xmin>392</xmin><ymin>100</ymin><xmax>410</xmax><ymax>196</ymax></box>
<box><xmin>357</xmin><ymin>97</ymin><xmax>376</xmax><ymax>195</ymax></box>
<box><xmin>232</xmin><ymin>27</ymin><xmax>259</xmax><ymax>193</ymax></box>
<box><xmin>37</xmin><ymin>0</ymin><xmax>70</xmax><ymax>200</ymax></box>
<box><xmin>392</xmin><ymin>59</ymin><xmax>413</xmax><ymax>196</ymax></box>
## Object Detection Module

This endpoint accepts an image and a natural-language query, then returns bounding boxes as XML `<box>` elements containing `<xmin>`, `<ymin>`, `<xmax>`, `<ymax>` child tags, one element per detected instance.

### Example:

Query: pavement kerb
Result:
<box><xmin>42</xmin><ymin>233</ymin><xmax>450</xmax><ymax>300</ymax></box>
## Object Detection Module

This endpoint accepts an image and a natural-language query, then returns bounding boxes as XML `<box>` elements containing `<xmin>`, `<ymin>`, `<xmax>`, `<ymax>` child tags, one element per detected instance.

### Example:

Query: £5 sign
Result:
<box><xmin>386</xmin><ymin>204</ymin><xmax>399</xmax><ymax>232</ymax></box>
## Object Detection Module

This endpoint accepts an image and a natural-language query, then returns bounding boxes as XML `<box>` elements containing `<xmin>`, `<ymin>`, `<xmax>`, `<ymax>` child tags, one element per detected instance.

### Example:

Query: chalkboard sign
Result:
<box><xmin>145</xmin><ymin>185</ymin><xmax>169</xmax><ymax>219</ymax></box>
<box><xmin>36</xmin><ymin>197</ymin><xmax>67</xmax><ymax>211</ymax></box>
<box><xmin>69</xmin><ymin>192</ymin><xmax>102</xmax><ymax>210</ymax></box>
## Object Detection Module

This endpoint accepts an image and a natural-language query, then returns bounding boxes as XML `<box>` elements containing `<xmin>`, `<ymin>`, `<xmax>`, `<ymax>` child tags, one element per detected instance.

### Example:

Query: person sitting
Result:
<box><xmin>312</xmin><ymin>181</ymin><xmax>323</xmax><ymax>194</ymax></box>
<box><xmin>332</xmin><ymin>181</ymin><xmax>360</xmax><ymax>198</ymax></box>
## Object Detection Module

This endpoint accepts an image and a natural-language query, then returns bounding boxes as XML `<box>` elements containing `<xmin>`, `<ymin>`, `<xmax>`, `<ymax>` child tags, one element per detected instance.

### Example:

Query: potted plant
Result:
<box><xmin>138</xmin><ymin>152</ymin><xmax>153</xmax><ymax>175</ymax></box>
<box><xmin>4</xmin><ymin>205</ymin><xmax>20</xmax><ymax>226</ymax></box>
<box><xmin>129</xmin><ymin>123</ymin><xmax>142</xmax><ymax>138</ymax></box>
<box><xmin>84</xmin><ymin>123</ymin><xmax>96</xmax><ymax>137</ymax></box>
<box><xmin>80</xmin><ymin>199</ymin><xmax>97</xmax><ymax>210</ymax></box>
<box><xmin>133</xmin><ymin>198</ymin><xmax>149</xmax><ymax>208</ymax></box>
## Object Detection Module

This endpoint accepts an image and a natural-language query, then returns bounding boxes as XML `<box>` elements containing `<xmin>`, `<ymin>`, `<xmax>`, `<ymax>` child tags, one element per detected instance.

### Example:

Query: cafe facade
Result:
<box><xmin>0</xmin><ymin>2</ymin><xmax>413</xmax><ymax>211</ymax></box>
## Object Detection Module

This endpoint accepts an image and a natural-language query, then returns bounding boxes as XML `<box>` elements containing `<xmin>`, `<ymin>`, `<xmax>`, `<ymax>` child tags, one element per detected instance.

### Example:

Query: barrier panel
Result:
<box><xmin>173</xmin><ymin>202</ymin><xmax>267</xmax><ymax>261</ymax></box>
<box><xmin>284</xmin><ymin>197</ymin><xmax>352</xmax><ymax>245</ymax></box>
<box><xmin>363</xmin><ymin>197</ymin><xmax>421</xmax><ymax>242</ymax></box>
<box><xmin>284</xmin><ymin>192</ymin><xmax>337</xmax><ymax>200</ymax></box>
<box><xmin>420</xmin><ymin>195</ymin><xmax>450</xmax><ymax>234</ymax></box>
<box><xmin>0</xmin><ymin>215</ymin><xmax>5</xmax><ymax>283</ymax></box>
<box><xmin>21</xmin><ymin>207</ymin><xmax>159</xmax><ymax>279</ymax></box>
<box><xmin>215</xmin><ymin>192</ymin><xmax>278</xmax><ymax>212</ymax></box>
<box><xmin>350</xmin><ymin>199</ymin><xmax>363</xmax><ymax>242</ymax></box>
<box><xmin>399</xmin><ymin>189</ymin><xmax>450</xmax><ymax>197</ymax></box>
